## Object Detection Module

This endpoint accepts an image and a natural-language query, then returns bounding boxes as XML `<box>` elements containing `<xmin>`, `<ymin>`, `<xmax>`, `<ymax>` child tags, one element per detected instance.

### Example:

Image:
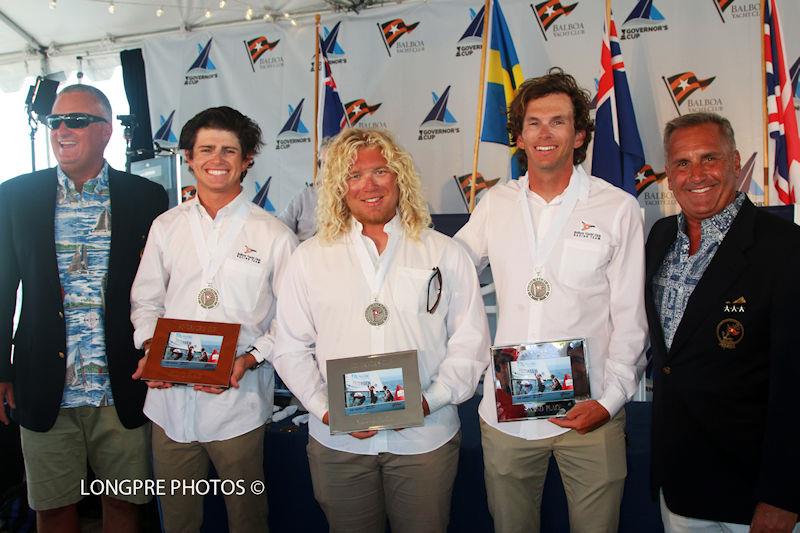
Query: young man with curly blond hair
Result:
<box><xmin>274</xmin><ymin>128</ymin><xmax>489</xmax><ymax>533</ymax></box>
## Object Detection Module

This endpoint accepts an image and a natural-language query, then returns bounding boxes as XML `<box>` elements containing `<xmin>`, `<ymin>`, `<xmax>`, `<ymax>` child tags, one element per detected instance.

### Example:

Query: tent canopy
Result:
<box><xmin>0</xmin><ymin>0</ymin><xmax>380</xmax><ymax>89</ymax></box>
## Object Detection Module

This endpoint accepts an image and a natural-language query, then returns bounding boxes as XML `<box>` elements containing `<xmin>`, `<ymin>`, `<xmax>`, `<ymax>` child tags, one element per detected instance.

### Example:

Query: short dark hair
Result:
<box><xmin>507</xmin><ymin>67</ymin><xmax>594</xmax><ymax>169</ymax></box>
<box><xmin>57</xmin><ymin>84</ymin><xmax>113</xmax><ymax>120</ymax></box>
<box><xmin>179</xmin><ymin>106</ymin><xmax>264</xmax><ymax>181</ymax></box>
<box><xmin>663</xmin><ymin>112</ymin><xmax>736</xmax><ymax>156</ymax></box>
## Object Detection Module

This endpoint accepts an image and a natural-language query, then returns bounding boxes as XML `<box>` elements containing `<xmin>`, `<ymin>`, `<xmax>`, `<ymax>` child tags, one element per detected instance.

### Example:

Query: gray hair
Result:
<box><xmin>57</xmin><ymin>84</ymin><xmax>113</xmax><ymax>120</ymax></box>
<box><xmin>663</xmin><ymin>112</ymin><xmax>736</xmax><ymax>156</ymax></box>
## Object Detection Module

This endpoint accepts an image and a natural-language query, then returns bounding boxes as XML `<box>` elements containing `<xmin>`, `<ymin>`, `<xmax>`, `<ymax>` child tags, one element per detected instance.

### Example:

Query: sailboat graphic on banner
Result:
<box><xmin>278</xmin><ymin>100</ymin><xmax>309</xmax><ymax>136</ymax></box>
<box><xmin>420</xmin><ymin>86</ymin><xmax>457</xmax><ymax>127</ymax></box>
<box><xmin>623</xmin><ymin>0</ymin><xmax>665</xmax><ymax>25</ymax></box>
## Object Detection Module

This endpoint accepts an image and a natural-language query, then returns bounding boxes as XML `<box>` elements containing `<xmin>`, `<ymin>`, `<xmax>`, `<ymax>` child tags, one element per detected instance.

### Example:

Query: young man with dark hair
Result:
<box><xmin>0</xmin><ymin>84</ymin><xmax>167</xmax><ymax>533</ymax></box>
<box><xmin>455</xmin><ymin>68</ymin><xmax>648</xmax><ymax>533</ymax></box>
<box><xmin>131</xmin><ymin>106</ymin><xmax>296</xmax><ymax>532</ymax></box>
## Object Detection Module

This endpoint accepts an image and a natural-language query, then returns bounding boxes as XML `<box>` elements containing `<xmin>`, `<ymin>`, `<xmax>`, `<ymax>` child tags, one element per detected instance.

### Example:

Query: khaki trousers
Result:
<box><xmin>152</xmin><ymin>423</ymin><xmax>268</xmax><ymax>533</ymax></box>
<box><xmin>481</xmin><ymin>410</ymin><xmax>627</xmax><ymax>533</ymax></box>
<box><xmin>307</xmin><ymin>432</ymin><xmax>461</xmax><ymax>533</ymax></box>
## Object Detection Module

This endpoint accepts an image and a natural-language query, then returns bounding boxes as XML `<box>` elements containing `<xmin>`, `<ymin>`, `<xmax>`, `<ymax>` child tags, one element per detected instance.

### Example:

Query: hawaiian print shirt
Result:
<box><xmin>54</xmin><ymin>162</ymin><xmax>114</xmax><ymax>408</ymax></box>
<box><xmin>652</xmin><ymin>192</ymin><xmax>745</xmax><ymax>350</ymax></box>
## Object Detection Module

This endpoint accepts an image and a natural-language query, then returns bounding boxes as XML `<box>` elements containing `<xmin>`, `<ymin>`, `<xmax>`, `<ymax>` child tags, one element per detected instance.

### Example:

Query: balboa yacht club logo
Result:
<box><xmin>456</xmin><ymin>7</ymin><xmax>484</xmax><ymax>57</ymax></box>
<box><xmin>275</xmin><ymin>100</ymin><xmax>311</xmax><ymax>150</ymax></box>
<box><xmin>185</xmin><ymin>39</ymin><xmax>218</xmax><ymax>85</ymax></box>
<box><xmin>712</xmin><ymin>0</ymin><xmax>759</xmax><ymax>22</ymax></box>
<box><xmin>662</xmin><ymin>71</ymin><xmax>721</xmax><ymax>114</ymax></box>
<box><xmin>573</xmin><ymin>221</ymin><xmax>601</xmax><ymax>240</ymax></box>
<box><xmin>153</xmin><ymin>110</ymin><xmax>177</xmax><ymax>145</ymax></box>
<box><xmin>236</xmin><ymin>244</ymin><xmax>262</xmax><ymax>264</ymax></box>
<box><xmin>620</xmin><ymin>0</ymin><xmax>668</xmax><ymax>40</ymax></box>
<box><xmin>344</xmin><ymin>98</ymin><xmax>383</xmax><ymax>127</ymax></box>
<box><xmin>378</xmin><ymin>18</ymin><xmax>423</xmax><ymax>56</ymax></box>
<box><xmin>245</xmin><ymin>35</ymin><xmax>282</xmax><ymax>71</ymax></box>
<box><xmin>531</xmin><ymin>1</ymin><xmax>583</xmax><ymax>41</ymax></box>
<box><xmin>453</xmin><ymin>172</ymin><xmax>500</xmax><ymax>209</ymax></box>
<box><xmin>636</xmin><ymin>164</ymin><xmax>676</xmax><ymax>208</ymax></box>
<box><xmin>418</xmin><ymin>85</ymin><xmax>459</xmax><ymax>141</ymax></box>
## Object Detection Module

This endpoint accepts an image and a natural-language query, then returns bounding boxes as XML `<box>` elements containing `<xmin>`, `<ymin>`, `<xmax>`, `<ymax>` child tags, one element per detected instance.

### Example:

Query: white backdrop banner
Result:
<box><xmin>142</xmin><ymin>0</ymin><xmax>800</xmax><ymax>230</ymax></box>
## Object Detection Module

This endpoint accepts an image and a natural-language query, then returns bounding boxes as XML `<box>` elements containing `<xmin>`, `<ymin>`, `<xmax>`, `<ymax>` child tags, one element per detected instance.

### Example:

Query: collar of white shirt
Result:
<box><xmin>520</xmin><ymin>165</ymin><xmax>591</xmax><ymax>206</ymax></box>
<box><xmin>190</xmin><ymin>188</ymin><xmax>248</xmax><ymax>221</ymax></box>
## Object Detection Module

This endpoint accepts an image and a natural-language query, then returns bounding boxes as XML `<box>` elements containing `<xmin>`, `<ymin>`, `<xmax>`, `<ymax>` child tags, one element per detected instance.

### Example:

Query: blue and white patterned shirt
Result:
<box><xmin>652</xmin><ymin>192</ymin><xmax>745</xmax><ymax>350</ymax></box>
<box><xmin>54</xmin><ymin>162</ymin><xmax>114</xmax><ymax>408</ymax></box>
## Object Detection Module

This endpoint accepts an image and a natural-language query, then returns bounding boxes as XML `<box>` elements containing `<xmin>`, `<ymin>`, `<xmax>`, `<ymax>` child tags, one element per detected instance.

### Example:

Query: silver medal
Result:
<box><xmin>198</xmin><ymin>286</ymin><xmax>220</xmax><ymax>309</ymax></box>
<box><xmin>364</xmin><ymin>302</ymin><xmax>389</xmax><ymax>326</ymax></box>
<box><xmin>526</xmin><ymin>277</ymin><xmax>551</xmax><ymax>301</ymax></box>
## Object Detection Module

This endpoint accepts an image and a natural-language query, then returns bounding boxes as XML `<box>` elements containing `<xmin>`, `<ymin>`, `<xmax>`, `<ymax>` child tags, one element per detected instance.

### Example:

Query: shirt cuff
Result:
<box><xmin>597</xmin><ymin>387</ymin><xmax>627</xmax><ymax>419</ymax></box>
<box><xmin>423</xmin><ymin>381</ymin><xmax>452</xmax><ymax>414</ymax></box>
<box><xmin>248</xmin><ymin>347</ymin><xmax>266</xmax><ymax>364</ymax></box>
<box><xmin>133</xmin><ymin>324</ymin><xmax>157</xmax><ymax>350</ymax></box>
<box><xmin>306</xmin><ymin>391</ymin><xmax>329</xmax><ymax>422</ymax></box>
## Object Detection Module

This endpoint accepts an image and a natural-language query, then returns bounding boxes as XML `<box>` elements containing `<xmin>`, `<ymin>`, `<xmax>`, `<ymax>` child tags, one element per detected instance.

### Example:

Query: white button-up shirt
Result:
<box><xmin>455</xmin><ymin>166</ymin><xmax>647</xmax><ymax>440</ymax></box>
<box><xmin>273</xmin><ymin>216</ymin><xmax>490</xmax><ymax>455</ymax></box>
<box><xmin>131</xmin><ymin>192</ymin><xmax>297</xmax><ymax>442</ymax></box>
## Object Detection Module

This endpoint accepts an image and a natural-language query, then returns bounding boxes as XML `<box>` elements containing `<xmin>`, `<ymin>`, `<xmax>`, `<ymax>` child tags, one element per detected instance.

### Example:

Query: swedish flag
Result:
<box><xmin>481</xmin><ymin>0</ymin><xmax>524</xmax><ymax>176</ymax></box>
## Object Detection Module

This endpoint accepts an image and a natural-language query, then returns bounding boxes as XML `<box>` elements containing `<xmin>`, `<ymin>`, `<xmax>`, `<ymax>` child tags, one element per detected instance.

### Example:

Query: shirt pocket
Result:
<box><xmin>391</xmin><ymin>266</ymin><xmax>433</xmax><ymax>315</ymax></box>
<box><xmin>220</xmin><ymin>259</ymin><xmax>266</xmax><ymax>312</ymax></box>
<box><xmin>558</xmin><ymin>240</ymin><xmax>609</xmax><ymax>289</ymax></box>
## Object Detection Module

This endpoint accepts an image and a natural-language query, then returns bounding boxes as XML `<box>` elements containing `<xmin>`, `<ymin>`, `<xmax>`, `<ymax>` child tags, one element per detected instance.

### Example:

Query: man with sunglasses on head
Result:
<box><xmin>0</xmin><ymin>84</ymin><xmax>167</xmax><ymax>533</ymax></box>
<box><xmin>273</xmin><ymin>128</ymin><xmax>490</xmax><ymax>533</ymax></box>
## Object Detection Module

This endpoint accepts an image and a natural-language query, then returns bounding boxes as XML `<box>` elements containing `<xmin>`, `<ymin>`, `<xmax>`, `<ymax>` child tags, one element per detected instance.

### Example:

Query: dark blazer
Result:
<box><xmin>0</xmin><ymin>167</ymin><xmax>167</xmax><ymax>432</ymax></box>
<box><xmin>645</xmin><ymin>197</ymin><xmax>800</xmax><ymax>524</ymax></box>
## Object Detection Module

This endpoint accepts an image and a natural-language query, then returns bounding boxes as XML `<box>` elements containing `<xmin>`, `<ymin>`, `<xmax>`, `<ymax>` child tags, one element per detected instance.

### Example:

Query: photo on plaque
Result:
<box><xmin>160</xmin><ymin>331</ymin><xmax>223</xmax><ymax>370</ymax></box>
<box><xmin>491</xmin><ymin>338</ymin><xmax>590</xmax><ymax>422</ymax></box>
<box><xmin>327</xmin><ymin>350</ymin><xmax>423</xmax><ymax>434</ymax></box>
<box><xmin>141</xmin><ymin>318</ymin><xmax>240</xmax><ymax>388</ymax></box>
<box><xmin>343</xmin><ymin>367</ymin><xmax>407</xmax><ymax>416</ymax></box>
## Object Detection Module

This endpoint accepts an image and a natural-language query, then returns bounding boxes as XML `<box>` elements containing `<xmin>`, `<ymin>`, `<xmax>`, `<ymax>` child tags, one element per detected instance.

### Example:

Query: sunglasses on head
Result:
<box><xmin>45</xmin><ymin>113</ymin><xmax>108</xmax><ymax>130</ymax></box>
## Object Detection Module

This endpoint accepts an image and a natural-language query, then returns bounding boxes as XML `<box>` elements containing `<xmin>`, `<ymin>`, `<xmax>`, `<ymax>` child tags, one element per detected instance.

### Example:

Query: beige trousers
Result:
<box><xmin>307</xmin><ymin>432</ymin><xmax>461</xmax><ymax>533</ymax></box>
<box><xmin>152</xmin><ymin>423</ymin><xmax>268</xmax><ymax>533</ymax></box>
<box><xmin>481</xmin><ymin>410</ymin><xmax>627</xmax><ymax>533</ymax></box>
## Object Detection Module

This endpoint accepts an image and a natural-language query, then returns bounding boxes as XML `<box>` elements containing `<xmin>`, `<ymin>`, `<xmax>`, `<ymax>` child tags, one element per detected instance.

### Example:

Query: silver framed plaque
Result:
<box><xmin>326</xmin><ymin>350</ymin><xmax>424</xmax><ymax>435</ymax></box>
<box><xmin>490</xmin><ymin>338</ymin><xmax>591</xmax><ymax>422</ymax></box>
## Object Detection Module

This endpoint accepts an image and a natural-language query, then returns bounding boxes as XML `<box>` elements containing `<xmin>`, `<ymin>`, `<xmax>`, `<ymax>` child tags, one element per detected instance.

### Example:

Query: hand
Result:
<box><xmin>0</xmin><ymin>382</ymin><xmax>15</xmax><ymax>425</ymax></box>
<box><xmin>750</xmin><ymin>502</ymin><xmax>798</xmax><ymax>533</ymax></box>
<box><xmin>322</xmin><ymin>411</ymin><xmax>376</xmax><ymax>439</ymax></box>
<box><xmin>131</xmin><ymin>339</ymin><xmax>172</xmax><ymax>389</ymax></box>
<box><xmin>549</xmin><ymin>400</ymin><xmax>610</xmax><ymax>434</ymax></box>
<box><xmin>196</xmin><ymin>353</ymin><xmax>256</xmax><ymax>394</ymax></box>
<box><xmin>230</xmin><ymin>353</ymin><xmax>257</xmax><ymax>389</ymax></box>
<box><xmin>422</xmin><ymin>395</ymin><xmax>430</xmax><ymax>416</ymax></box>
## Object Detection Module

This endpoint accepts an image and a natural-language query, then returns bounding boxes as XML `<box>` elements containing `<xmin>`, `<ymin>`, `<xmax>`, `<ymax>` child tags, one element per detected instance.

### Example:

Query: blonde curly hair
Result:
<box><xmin>316</xmin><ymin>128</ymin><xmax>431</xmax><ymax>242</ymax></box>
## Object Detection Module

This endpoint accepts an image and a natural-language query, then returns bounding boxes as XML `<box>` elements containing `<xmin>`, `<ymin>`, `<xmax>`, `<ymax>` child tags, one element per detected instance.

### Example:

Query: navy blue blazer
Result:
<box><xmin>0</xmin><ymin>166</ymin><xmax>167</xmax><ymax>432</ymax></box>
<box><xmin>645</xmin><ymin>197</ymin><xmax>800</xmax><ymax>523</ymax></box>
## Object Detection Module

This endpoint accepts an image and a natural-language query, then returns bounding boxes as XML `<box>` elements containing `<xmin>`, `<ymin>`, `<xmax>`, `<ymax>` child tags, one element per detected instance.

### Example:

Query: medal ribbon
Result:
<box><xmin>349</xmin><ymin>218</ymin><xmax>402</xmax><ymax>304</ymax></box>
<box><xmin>186</xmin><ymin>197</ymin><xmax>249</xmax><ymax>293</ymax></box>
<box><xmin>518</xmin><ymin>170</ymin><xmax>581</xmax><ymax>277</ymax></box>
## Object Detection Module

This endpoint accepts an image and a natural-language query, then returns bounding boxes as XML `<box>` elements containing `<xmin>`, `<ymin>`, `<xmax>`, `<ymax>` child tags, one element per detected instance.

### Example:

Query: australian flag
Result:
<box><xmin>765</xmin><ymin>0</ymin><xmax>800</xmax><ymax>204</ymax></box>
<box><xmin>591</xmin><ymin>11</ymin><xmax>644</xmax><ymax>196</ymax></box>
<box><xmin>319</xmin><ymin>45</ymin><xmax>350</xmax><ymax>139</ymax></box>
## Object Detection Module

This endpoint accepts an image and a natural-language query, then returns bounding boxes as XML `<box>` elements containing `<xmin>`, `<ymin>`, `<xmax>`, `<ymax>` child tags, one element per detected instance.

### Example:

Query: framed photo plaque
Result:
<box><xmin>326</xmin><ymin>350</ymin><xmax>424</xmax><ymax>435</ymax></box>
<box><xmin>141</xmin><ymin>318</ymin><xmax>240</xmax><ymax>388</ymax></box>
<box><xmin>490</xmin><ymin>338</ymin><xmax>591</xmax><ymax>422</ymax></box>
